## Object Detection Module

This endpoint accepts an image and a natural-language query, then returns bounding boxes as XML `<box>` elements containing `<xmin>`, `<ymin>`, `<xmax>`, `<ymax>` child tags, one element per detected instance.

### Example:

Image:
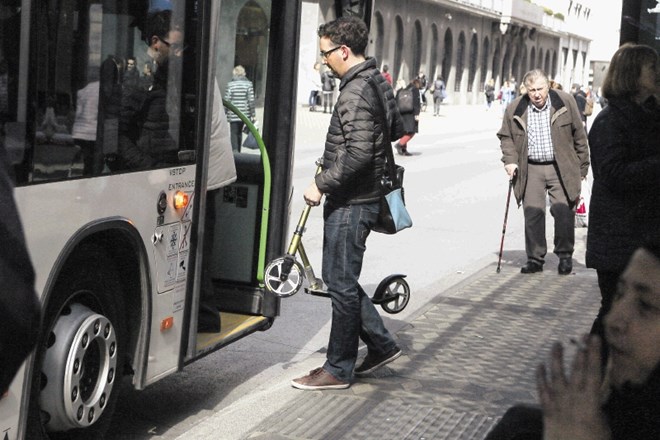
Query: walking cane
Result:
<box><xmin>496</xmin><ymin>177</ymin><xmax>514</xmax><ymax>273</ymax></box>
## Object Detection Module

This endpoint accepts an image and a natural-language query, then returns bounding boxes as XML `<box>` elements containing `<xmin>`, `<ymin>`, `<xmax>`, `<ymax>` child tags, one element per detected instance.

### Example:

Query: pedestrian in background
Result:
<box><xmin>225</xmin><ymin>65</ymin><xmax>255</xmax><ymax>152</ymax></box>
<box><xmin>484</xmin><ymin>78</ymin><xmax>495</xmax><ymax>111</ymax></box>
<box><xmin>432</xmin><ymin>75</ymin><xmax>446</xmax><ymax>116</ymax></box>
<box><xmin>509</xmin><ymin>76</ymin><xmax>518</xmax><ymax>100</ymax></box>
<box><xmin>416</xmin><ymin>70</ymin><xmax>428</xmax><ymax>111</ymax></box>
<box><xmin>293</xmin><ymin>16</ymin><xmax>404</xmax><ymax>391</ymax></box>
<box><xmin>499</xmin><ymin>80</ymin><xmax>514</xmax><ymax>115</ymax></box>
<box><xmin>320</xmin><ymin>66</ymin><xmax>336</xmax><ymax>113</ymax></box>
<box><xmin>141</xmin><ymin>62</ymin><xmax>153</xmax><ymax>91</ymax></box>
<box><xmin>498</xmin><ymin>69</ymin><xmax>589</xmax><ymax>275</ymax></box>
<box><xmin>585</xmin><ymin>43</ymin><xmax>660</xmax><ymax>345</ymax></box>
<box><xmin>307</xmin><ymin>62</ymin><xmax>322</xmax><ymax>111</ymax></box>
<box><xmin>395</xmin><ymin>79</ymin><xmax>421</xmax><ymax>155</ymax></box>
<box><xmin>548</xmin><ymin>79</ymin><xmax>562</xmax><ymax>90</ymax></box>
<box><xmin>571</xmin><ymin>83</ymin><xmax>588</xmax><ymax>129</ymax></box>
<box><xmin>72</xmin><ymin>79</ymin><xmax>103</xmax><ymax>175</ymax></box>
<box><xmin>381</xmin><ymin>64</ymin><xmax>392</xmax><ymax>86</ymax></box>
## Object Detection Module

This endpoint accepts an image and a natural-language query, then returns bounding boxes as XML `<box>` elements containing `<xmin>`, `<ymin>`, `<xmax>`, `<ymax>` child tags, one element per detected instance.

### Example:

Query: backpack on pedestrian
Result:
<box><xmin>396</xmin><ymin>88</ymin><xmax>414</xmax><ymax>114</ymax></box>
<box><xmin>584</xmin><ymin>96</ymin><xmax>594</xmax><ymax>116</ymax></box>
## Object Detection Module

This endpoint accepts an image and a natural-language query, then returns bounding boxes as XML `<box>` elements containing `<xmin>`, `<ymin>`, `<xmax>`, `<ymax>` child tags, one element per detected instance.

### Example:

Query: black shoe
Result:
<box><xmin>402</xmin><ymin>150</ymin><xmax>412</xmax><ymax>156</ymax></box>
<box><xmin>520</xmin><ymin>261</ymin><xmax>543</xmax><ymax>274</ymax></box>
<box><xmin>558</xmin><ymin>257</ymin><xmax>573</xmax><ymax>275</ymax></box>
<box><xmin>395</xmin><ymin>143</ymin><xmax>403</xmax><ymax>155</ymax></box>
<box><xmin>354</xmin><ymin>347</ymin><xmax>402</xmax><ymax>376</ymax></box>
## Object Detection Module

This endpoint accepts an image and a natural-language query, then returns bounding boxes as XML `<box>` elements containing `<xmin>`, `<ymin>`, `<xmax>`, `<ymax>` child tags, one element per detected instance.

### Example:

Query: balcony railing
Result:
<box><xmin>451</xmin><ymin>0</ymin><xmax>504</xmax><ymax>14</ymax></box>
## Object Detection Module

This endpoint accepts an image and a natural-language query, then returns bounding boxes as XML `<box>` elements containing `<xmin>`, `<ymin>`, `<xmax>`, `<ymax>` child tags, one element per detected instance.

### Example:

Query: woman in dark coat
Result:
<box><xmin>585</xmin><ymin>43</ymin><xmax>660</xmax><ymax>340</ymax></box>
<box><xmin>394</xmin><ymin>79</ymin><xmax>421</xmax><ymax>156</ymax></box>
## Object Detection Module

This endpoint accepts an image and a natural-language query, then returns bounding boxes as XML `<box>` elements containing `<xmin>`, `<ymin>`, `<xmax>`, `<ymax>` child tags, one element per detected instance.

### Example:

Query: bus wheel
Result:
<box><xmin>28</xmin><ymin>245</ymin><xmax>126</xmax><ymax>439</ymax></box>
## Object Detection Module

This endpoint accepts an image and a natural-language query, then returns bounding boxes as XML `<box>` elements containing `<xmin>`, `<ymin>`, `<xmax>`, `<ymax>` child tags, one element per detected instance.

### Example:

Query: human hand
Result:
<box><xmin>536</xmin><ymin>336</ymin><xmax>611</xmax><ymax>440</ymax></box>
<box><xmin>504</xmin><ymin>163</ymin><xmax>518</xmax><ymax>177</ymax></box>
<box><xmin>303</xmin><ymin>182</ymin><xmax>323</xmax><ymax>207</ymax></box>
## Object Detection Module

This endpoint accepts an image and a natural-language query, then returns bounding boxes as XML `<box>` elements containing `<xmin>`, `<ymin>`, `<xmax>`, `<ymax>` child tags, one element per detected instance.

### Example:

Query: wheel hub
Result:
<box><xmin>40</xmin><ymin>303</ymin><xmax>118</xmax><ymax>431</ymax></box>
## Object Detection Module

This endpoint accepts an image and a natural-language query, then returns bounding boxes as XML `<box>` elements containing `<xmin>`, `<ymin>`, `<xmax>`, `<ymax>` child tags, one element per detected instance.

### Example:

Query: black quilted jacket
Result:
<box><xmin>586</xmin><ymin>97</ymin><xmax>660</xmax><ymax>272</ymax></box>
<box><xmin>315</xmin><ymin>58</ymin><xmax>404</xmax><ymax>204</ymax></box>
<box><xmin>118</xmin><ymin>67</ymin><xmax>179</xmax><ymax>170</ymax></box>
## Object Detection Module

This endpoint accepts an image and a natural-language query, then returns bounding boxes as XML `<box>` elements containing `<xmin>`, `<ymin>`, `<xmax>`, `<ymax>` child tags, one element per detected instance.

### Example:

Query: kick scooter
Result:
<box><xmin>263</xmin><ymin>160</ymin><xmax>411</xmax><ymax>314</ymax></box>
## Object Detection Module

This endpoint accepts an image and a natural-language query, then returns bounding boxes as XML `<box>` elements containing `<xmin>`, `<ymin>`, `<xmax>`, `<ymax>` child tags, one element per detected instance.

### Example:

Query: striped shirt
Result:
<box><xmin>526</xmin><ymin>99</ymin><xmax>554</xmax><ymax>162</ymax></box>
<box><xmin>224</xmin><ymin>76</ymin><xmax>255</xmax><ymax>123</ymax></box>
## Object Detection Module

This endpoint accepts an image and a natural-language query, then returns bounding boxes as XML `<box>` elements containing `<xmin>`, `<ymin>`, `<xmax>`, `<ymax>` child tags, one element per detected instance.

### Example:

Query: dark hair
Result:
<box><xmin>318</xmin><ymin>17</ymin><xmax>369</xmax><ymax>57</ymax></box>
<box><xmin>144</xmin><ymin>9</ymin><xmax>173</xmax><ymax>44</ymax></box>
<box><xmin>602</xmin><ymin>43</ymin><xmax>658</xmax><ymax>101</ymax></box>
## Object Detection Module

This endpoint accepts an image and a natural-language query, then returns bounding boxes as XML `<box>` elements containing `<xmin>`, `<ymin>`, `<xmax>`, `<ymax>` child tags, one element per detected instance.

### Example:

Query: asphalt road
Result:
<box><xmin>106</xmin><ymin>103</ymin><xmax>528</xmax><ymax>439</ymax></box>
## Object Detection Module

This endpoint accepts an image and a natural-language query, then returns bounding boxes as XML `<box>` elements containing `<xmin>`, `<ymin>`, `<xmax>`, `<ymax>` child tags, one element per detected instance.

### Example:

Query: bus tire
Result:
<box><xmin>27</xmin><ymin>244</ymin><xmax>126</xmax><ymax>440</ymax></box>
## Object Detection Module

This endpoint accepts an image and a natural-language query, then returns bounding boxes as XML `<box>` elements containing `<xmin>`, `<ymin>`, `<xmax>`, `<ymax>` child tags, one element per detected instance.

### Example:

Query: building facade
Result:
<box><xmin>298</xmin><ymin>0</ymin><xmax>596</xmax><ymax>105</ymax></box>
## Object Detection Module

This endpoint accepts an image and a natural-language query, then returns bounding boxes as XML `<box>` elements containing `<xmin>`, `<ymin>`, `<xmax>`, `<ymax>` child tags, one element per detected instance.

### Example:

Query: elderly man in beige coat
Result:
<box><xmin>498</xmin><ymin>69</ymin><xmax>589</xmax><ymax>275</ymax></box>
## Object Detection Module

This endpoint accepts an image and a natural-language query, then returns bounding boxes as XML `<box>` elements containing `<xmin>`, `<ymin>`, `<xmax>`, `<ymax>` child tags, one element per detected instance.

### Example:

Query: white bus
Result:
<box><xmin>0</xmin><ymin>0</ymin><xmax>304</xmax><ymax>438</ymax></box>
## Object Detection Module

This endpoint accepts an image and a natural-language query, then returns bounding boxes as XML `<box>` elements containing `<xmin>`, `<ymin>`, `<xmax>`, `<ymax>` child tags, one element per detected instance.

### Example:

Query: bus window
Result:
<box><xmin>16</xmin><ymin>1</ymin><xmax>196</xmax><ymax>184</ymax></box>
<box><xmin>216</xmin><ymin>0</ymin><xmax>271</xmax><ymax>145</ymax></box>
<box><xmin>0</xmin><ymin>3</ymin><xmax>22</xmax><ymax>179</ymax></box>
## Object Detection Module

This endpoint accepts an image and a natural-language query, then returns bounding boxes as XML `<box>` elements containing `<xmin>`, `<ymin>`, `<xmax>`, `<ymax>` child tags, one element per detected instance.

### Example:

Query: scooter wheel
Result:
<box><xmin>379</xmin><ymin>276</ymin><xmax>410</xmax><ymax>314</ymax></box>
<box><xmin>264</xmin><ymin>257</ymin><xmax>304</xmax><ymax>297</ymax></box>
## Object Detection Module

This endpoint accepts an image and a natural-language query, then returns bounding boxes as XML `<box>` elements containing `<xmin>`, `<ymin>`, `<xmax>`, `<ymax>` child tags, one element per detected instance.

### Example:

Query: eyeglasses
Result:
<box><xmin>159</xmin><ymin>36</ymin><xmax>187</xmax><ymax>53</ymax></box>
<box><xmin>320</xmin><ymin>46</ymin><xmax>342</xmax><ymax>59</ymax></box>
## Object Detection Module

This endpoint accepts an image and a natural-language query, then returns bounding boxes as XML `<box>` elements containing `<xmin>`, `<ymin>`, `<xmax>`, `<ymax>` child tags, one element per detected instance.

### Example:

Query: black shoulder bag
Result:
<box><xmin>367</xmin><ymin>77</ymin><xmax>413</xmax><ymax>234</ymax></box>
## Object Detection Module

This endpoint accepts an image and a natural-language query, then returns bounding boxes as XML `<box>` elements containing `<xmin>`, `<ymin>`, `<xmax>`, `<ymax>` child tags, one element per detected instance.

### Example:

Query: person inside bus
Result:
<box><xmin>198</xmin><ymin>78</ymin><xmax>237</xmax><ymax>333</ymax></box>
<box><xmin>115</xmin><ymin>9</ymin><xmax>184</xmax><ymax>171</ymax></box>
<box><xmin>485</xmin><ymin>241</ymin><xmax>660</xmax><ymax>439</ymax></box>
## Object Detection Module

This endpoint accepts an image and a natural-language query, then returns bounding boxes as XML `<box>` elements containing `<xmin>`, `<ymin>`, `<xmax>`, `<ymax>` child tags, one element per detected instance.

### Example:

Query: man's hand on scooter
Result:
<box><xmin>304</xmin><ymin>182</ymin><xmax>323</xmax><ymax>206</ymax></box>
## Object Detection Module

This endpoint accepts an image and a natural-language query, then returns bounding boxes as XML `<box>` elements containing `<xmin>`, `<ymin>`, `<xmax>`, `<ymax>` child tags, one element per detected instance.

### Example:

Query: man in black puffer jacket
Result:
<box><xmin>292</xmin><ymin>17</ymin><xmax>405</xmax><ymax>391</ymax></box>
<box><xmin>116</xmin><ymin>10</ymin><xmax>182</xmax><ymax>171</ymax></box>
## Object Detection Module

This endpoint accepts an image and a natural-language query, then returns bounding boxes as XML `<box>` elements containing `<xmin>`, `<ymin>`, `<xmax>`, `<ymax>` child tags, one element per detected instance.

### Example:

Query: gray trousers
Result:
<box><xmin>523</xmin><ymin>163</ymin><xmax>575</xmax><ymax>264</ymax></box>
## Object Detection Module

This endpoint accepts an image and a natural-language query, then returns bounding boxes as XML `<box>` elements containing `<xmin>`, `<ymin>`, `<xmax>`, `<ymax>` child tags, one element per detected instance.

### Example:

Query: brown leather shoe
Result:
<box><xmin>291</xmin><ymin>367</ymin><xmax>350</xmax><ymax>390</ymax></box>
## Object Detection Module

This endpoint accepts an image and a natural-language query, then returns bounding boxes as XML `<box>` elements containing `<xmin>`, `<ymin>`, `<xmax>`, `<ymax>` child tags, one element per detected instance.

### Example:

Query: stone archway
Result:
<box><xmin>412</xmin><ymin>20</ymin><xmax>423</xmax><ymax>77</ymax></box>
<box><xmin>441</xmin><ymin>28</ymin><xmax>453</xmax><ymax>84</ymax></box>
<box><xmin>429</xmin><ymin>23</ymin><xmax>439</xmax><ymax>81</ymax></box>
<box><xmin>393</xmin><ymin>15</ymin><xmax>404</xmax><ymax>81</ymax></box>
<box><xmin>373</xmin><ymin>11</ymin><xmax>385</xmax><ymax>65</ymax></box>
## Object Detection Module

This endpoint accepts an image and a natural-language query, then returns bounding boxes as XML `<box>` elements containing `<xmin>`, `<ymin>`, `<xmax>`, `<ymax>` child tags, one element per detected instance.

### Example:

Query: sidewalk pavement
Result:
<box><xmin>180</xmin><ymin>226</ymin><xmax>600</xmax><ymax>439</ymax></box>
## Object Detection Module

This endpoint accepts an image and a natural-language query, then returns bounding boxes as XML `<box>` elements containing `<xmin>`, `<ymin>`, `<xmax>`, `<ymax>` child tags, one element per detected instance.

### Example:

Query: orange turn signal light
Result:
<box><xmin>160</xmin><ymin>316</ymin><xmax>174</xmax><ymax>331</ymax></box>
<box><xmin>173</xmin><ymin>191</ymin><xmax>189</xmax><ymax>210</ymax></box>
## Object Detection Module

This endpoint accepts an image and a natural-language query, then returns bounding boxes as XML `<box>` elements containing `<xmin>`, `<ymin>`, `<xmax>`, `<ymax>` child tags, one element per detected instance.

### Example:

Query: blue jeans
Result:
<box><xmin>321</xmin><ymin>201</ymin><xmax>398</xmax><ymax>382</ymax></box>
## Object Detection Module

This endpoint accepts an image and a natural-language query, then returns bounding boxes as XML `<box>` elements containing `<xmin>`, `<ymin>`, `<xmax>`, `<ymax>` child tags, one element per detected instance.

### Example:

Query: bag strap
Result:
<box><xmin>365</xmin><ymin>76</ymin><xmax>398</xmax><ymax>186</ymax></box>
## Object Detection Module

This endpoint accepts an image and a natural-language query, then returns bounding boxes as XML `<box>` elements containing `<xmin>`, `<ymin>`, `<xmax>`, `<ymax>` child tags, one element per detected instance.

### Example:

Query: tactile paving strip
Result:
<box><xmin>247</xmin><ymin>263</ymin><xmax>599</xmax><ymax>440</ymax></box>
